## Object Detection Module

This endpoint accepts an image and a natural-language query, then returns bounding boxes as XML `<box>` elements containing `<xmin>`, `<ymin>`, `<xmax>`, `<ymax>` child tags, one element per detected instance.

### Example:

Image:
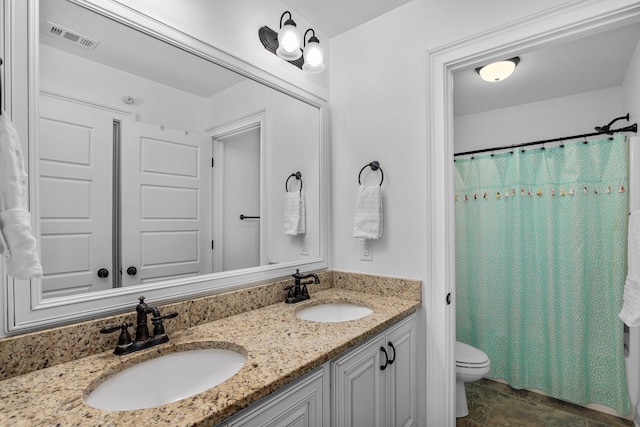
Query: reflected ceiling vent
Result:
<box><xmin>43</xmin><ymin>22</ymin><xmax>99</xmax><ymax>50</ymax></box>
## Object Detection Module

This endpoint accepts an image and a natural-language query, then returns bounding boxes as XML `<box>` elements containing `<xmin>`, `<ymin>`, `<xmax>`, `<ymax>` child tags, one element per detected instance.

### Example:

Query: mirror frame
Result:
<box><xmin>2</xmin><ymin>0</ymin><xmax>329</xmax><ymax>333</ymax></box>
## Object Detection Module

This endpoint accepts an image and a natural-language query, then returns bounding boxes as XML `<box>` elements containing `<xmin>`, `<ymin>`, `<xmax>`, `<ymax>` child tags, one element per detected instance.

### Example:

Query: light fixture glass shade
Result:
<box><xmin>276</xmin><ymin>23</ymin><xmax>302</xmax><ymax>61</ymax></box>
<box><xmin>302</xmin><ymin>40</ymin><xmax>325</xmax><ymax>73</ymax></box>
<box><xmin>478</xmin><ymin>60</ymin><xmax>517</xmax><ymax>82</ymax></box>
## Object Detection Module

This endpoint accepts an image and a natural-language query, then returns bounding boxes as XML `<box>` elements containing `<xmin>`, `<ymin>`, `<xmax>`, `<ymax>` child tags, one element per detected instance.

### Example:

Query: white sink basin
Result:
<box><xmin>296</xmin><ymin>303</ymin><xmax>373</xmax><ymax>323</ymax></box>
<box><xmin>85</xmin><ymin>347</ymin><xmax>246</xmax><ymax>411</ymax></box>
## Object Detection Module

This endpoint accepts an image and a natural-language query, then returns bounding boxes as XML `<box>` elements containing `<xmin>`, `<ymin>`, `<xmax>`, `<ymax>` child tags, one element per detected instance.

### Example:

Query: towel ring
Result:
<box><xmin>286</xmin><ymin>171</ymin><xmax>303</xmax><ymax>192</ymax></box>
<box><xmin>358</xmin><ymin>161</ymin><xmax>384</xmax><ymax>185</ymax></box>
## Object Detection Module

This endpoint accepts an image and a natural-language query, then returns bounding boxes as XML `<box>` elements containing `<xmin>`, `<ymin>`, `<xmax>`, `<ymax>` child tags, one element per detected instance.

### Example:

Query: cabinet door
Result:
<box><xmin>385</xmin><ymin>315</ymin><xmax>418</xmax><ymax>427</ymax></box>
<box><xmin>227</xmin><ymin>366</ymin><xmax>327</xmax><ymax>427</ymax></box>
<box><xmin>332</xmin><ymin>335</ymin><xmax>386</xmax><ymax>427</ymax></box>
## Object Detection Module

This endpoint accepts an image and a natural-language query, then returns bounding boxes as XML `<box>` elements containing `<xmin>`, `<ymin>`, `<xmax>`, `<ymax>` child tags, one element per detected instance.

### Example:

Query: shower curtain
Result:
<box><xmin>455</xmin><ymin>134</ymin><xmax>631</xmax><ymax>415</ymax></box>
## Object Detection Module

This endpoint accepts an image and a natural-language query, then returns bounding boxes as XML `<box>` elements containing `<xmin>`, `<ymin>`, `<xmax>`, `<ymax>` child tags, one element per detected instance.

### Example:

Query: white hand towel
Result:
<box><xmin>0</xmin><ymin>111</ymin><xmax>43</xmax><ymax>279</ymax></box>
<box><xmin>284</xmin><ymin>191</ymin><xmax>306</xmax><ymax>236</ymax></box>
<box><xmin>620</xmin><ymin>210</ymin><xmax>640</xmax><ymax>326</ymax></box>
<box><xmin>353</xmin><ymin>185</ymin><xmax>383</xmax><ymax>240</ymax></box>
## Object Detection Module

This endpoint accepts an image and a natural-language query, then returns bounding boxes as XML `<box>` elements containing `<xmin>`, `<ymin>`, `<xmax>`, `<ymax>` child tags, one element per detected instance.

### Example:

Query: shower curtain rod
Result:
<box><xmin>454</xmin><ymin>118</ymin><xmax>637</xmax><ymax>157</ymax></box>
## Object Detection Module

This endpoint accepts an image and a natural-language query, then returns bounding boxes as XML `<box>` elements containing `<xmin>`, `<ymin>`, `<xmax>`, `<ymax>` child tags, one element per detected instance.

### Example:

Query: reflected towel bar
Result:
<box><xmin>239</xmin><ymin>215</ymin><xmax>260</xmax><ymax>220</ymax></box>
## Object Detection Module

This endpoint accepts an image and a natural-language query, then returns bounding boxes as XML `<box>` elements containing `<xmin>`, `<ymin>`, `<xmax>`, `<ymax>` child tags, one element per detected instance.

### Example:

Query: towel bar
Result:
<box><xmin>239</xmin><ymin>215</ymin><xmax>260</xmax><ymax>220</ymax></box>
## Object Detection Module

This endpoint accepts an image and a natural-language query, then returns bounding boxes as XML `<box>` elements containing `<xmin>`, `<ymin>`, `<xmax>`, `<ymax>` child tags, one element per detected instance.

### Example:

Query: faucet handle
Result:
<box><xmin>100</xmin><ymin>322</ymin><xmax>133</xmax><ymax>335</ymax></box>
<box><xmin>100</xmin><ymin>322</ymin><xmax>134</xmax><ymax>353</ymax></box>
<box><xmin>151</xmin><ymin>311</ymin><xmax>178</xmax><ymax>322</ymax></box>
<box><xmin>151</xmin><ymin>311</ymin><xmax>178</xmax><ymax>337</ymax></box>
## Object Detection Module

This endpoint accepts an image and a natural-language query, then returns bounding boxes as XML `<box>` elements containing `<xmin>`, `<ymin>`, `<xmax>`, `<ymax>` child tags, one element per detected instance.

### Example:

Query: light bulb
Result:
<box><xmin>276</xmin><ymin>23</ymin><xmax>301</xmax><ymax>61</ymax></box>
<box><xmin>303</xmin><ymin>40</ymin><xmax>325</xmax><ymax>73</ymax></box>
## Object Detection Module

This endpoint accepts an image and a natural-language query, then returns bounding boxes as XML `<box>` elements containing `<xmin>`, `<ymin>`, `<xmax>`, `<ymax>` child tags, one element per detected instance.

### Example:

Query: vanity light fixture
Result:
<box><xmin>302</xmin><ymin>29</ymin><xmax>325</xmax><ymax>73</ymax></box>
<box><xmin>258</xmin><ymin>12</ymin><xmax>325</xmax><ymax>73</ymax></box>
<box><xmin>276</xmin><ymin>11</ymin><xmax>302</xmax><ymax>60</ymax></box>
<box><xmin>475</xmin><ymin>57</ymin><xmax>520</xmax><ymax>82</ymax></box>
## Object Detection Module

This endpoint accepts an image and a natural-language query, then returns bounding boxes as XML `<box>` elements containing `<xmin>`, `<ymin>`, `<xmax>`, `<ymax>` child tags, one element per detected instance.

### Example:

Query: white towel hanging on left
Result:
<box><xmin>284</xmin><ymin>190</ymin><xmax>306</xmax><ymax>236</ymax></box>
<box><xmin>0</xmin><ymin>111</ymin><xmax>43</xmax><ymax>279</ymax></box>
<box><xmin>620</xmin><ymin>210</ymin><xmax>640</xmax><ymax>326</ymax></box>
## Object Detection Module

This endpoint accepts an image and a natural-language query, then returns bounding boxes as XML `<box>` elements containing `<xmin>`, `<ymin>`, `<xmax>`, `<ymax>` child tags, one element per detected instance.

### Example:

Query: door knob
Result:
<box><xmin>97</xmin><ymin>268</ymin><xmax>109</xmax><ymax>278</ymax></box>
<box><xmin>127</xmin><ymin>266</ymin><xmax>137</xmax><ymax>276</ymax></box>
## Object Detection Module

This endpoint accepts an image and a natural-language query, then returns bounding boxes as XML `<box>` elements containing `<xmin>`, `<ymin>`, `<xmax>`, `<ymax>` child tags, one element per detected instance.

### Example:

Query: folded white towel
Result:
<box><xmin>0</xmin><ymin>208</ymin><xmax>43</xmax><ymax>279</ymax></box>
<box><xmin>0</xmin><ymin>111</ymin><xmax>43</xmax><ymax>279</ymax></box>
<box><xmin>284</xmin><ymin>191</ymin><xmax>306</xmax><ymax>236</ymax></box>
<box><xmin>620</xmin><ymin>210</ymin><xmax>640</xmax><ymax>326</ymax></box>
<box><xmin>353</xmin><ymin>185</ymin><xmax>383</xmax><ymax>240</ymax></box>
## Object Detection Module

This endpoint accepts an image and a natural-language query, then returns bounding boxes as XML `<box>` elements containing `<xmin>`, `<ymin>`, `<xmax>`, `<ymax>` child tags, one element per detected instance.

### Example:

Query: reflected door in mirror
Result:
<box><xmin>120</xmin><ymin>121</ymin><xmax>212</xmax><ymax>286</ymax></box>
<box><xmin>38</xmin><ymin>96</ymin><xmax>115</xmax><ymax>297</ymax></box>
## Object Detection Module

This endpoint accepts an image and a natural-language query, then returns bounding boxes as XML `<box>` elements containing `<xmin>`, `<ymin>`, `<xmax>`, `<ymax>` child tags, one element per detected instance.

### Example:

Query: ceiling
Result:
<box><xmin>453</xmin><ymin>22</ymin><xmax>640</xmax><ymax>117</ymax></box>
<box><xmin>41</xmin><ymin>0</ymin><xmax>640</xmax><ymax>118</ymax></box>
<box><xmin>281</xmin><ymin>0</ymin><xmax>413</xmax><ymax>38</ymax></box>
<box><xmin>40</xmin><ymin>0</ymin><xmax>246</xmax><ymax>99</ymax></box>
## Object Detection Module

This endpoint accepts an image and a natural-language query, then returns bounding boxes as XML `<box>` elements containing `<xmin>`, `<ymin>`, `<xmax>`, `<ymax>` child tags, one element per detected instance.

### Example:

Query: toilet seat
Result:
<box><xmin>456</xmin><ymin>341</ymin><xmax>490</xmax><ymax>370</ymax></box>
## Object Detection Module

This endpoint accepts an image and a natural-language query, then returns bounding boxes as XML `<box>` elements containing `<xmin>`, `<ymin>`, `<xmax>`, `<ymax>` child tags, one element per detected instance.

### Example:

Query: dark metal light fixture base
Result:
<box><xmin>259</xmin><ymin>26</ymin><xmax>303</xmax><ymax>69</ymax></box>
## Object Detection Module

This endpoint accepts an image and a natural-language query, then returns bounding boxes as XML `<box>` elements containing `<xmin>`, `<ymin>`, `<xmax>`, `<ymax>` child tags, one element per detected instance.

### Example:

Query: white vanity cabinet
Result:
<box><xmin>221</xmin><ymin>364</ymin><xmax>330</xmax><ymax>427</ymax></box>
<box><xmin>331</xmin><ymin>313</ymin><xmax>418</xmax><ymax>427</ymax></box>
<box><xmin>217</xmin><ymin>313</ymin><xmax>417</xmax><ymax>427</ymax></box>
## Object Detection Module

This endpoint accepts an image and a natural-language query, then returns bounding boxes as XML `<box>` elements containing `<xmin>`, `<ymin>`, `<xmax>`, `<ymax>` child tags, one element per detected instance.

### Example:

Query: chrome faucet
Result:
<box><xmin>284</xmin><ymin>269</ymin><xmax>320</xmax><ymax>304</ymax></box>
<box><xmin>100</xmin><ymin>296</ymin><xmax>178</xmax><ymax>355</ymax></box>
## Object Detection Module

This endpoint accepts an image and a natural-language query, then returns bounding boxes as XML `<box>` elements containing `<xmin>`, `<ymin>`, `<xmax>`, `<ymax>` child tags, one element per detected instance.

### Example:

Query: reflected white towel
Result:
<box><xmin>353</xmin><ymin>185</ymin><xmax>383</xmax><ymax>240</ymax></box>
<box><xmin>0</xmin><ymin>111</ymin><xmax>43</xmax><ymax>279</ymax></box>
<box><xmin>284</xmin><ymin>191</ymin><xmax>306</xmax><ymax>236</ymax></box>
<box><xmin>0</xmin><ymin>208</ymin><xmax>43</xmax><ymax>279</ymax></box>
<box><xmin>620</xmin><ymin>211</ymin><xmax>640</xmax><ymax>326</ymax></box>
<box><xmin>0</xmin><ymin>112</ymin><xmax>28</xmax><ymax>210</ymax></box>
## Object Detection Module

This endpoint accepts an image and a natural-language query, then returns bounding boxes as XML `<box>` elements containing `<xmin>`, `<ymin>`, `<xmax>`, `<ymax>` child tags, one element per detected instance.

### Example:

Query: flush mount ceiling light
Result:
<box><xmin>258</xmin><ymin>12</ymin><xmax>325</xmax><ymax>73</ymax></box>
<box><xmin>475</xmin><ymin>57</ymin><xmax>520</xmax><ymax>82</ymax></box>
<box><xmin>302</xmin><ymin>29</ymin><xmax>325</xmax><ymax>73</ymax></box>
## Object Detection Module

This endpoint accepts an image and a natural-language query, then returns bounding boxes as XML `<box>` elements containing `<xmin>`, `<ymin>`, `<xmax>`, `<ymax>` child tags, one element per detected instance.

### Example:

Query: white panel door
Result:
<box><xmin>38</xmin><ymin>96</ymin><xmax>114</xmax><ymax>297</ymax></box>
<box><xmin>120</xmin><ymin>121</ymin><xmax>211</xmax><ymax>286</ymax></box>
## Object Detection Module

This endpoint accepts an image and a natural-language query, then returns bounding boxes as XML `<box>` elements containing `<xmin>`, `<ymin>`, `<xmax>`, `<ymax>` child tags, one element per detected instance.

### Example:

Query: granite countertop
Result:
<box><xmin>0</xmin><ymin>287</ymin><xmax>420</xmax><ymax>426</ymax></box>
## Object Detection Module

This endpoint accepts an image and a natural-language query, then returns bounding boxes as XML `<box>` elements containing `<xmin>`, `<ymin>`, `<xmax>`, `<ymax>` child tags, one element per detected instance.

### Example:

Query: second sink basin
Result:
<box><xmin>85</xmin><ymin>345</ymin><xmax>246</xmax><ymax>411</ymax></box>
<box><xmin>296</xmin><ymin>302</ymin><xmax>373</xmax><ymax>322</ymax></box>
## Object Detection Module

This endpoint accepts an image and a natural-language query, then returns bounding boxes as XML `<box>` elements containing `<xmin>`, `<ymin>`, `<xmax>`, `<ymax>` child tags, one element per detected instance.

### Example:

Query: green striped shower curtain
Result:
<box><xmin>455</xmin><ymin>134</ymin><xmax>631</xmax><ymax>415</ymax></box>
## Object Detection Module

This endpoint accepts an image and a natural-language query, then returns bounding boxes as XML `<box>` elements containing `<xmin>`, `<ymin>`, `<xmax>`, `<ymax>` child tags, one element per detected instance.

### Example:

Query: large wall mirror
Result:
<box><xmin>3</xmin><ymin>0</ymin><xmax>328</xmax><ymax>333</ymax></box>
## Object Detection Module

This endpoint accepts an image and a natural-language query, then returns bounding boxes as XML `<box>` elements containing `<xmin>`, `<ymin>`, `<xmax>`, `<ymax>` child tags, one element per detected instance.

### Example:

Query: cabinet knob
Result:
<box><xmin>127</xmin><ymin>266</ymin><xmax>137</xmax><ymax>276</ymax></box>
<box><xmin>97</xmin><ymin>268</ymin><xmax>109</xmax><ymax>278</ymax></box>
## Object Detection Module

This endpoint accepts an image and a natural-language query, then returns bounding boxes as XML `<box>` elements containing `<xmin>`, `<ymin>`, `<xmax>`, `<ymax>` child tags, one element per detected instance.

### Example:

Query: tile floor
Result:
<box><xmin>456</xmin><ymin>379</ymin><xmax>634</xmax><ymax>427</ymax></box>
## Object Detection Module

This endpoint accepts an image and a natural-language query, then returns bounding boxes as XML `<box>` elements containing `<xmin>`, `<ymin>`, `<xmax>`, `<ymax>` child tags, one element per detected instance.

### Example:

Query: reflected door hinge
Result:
<box><xmin>211</xmin><ymin>240</ymin><xmax>214</xmax><ymax>250</ymax></box>
<box><xmin>211</xmin><ymin>157</ymin><xmax>215</xmax><ymax>167</ymax></box>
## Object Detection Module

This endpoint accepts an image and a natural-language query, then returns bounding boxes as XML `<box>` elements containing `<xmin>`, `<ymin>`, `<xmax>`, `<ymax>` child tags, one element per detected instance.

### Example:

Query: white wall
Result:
<box><xmin>623</xmin><ymin>34</ymin><xmax>640</xmax><ymax>123</ymax></box>
<box><xmin>454</xmin><ymin>86</ymin><xmax>625</xmax><ymax>153</ymax></box>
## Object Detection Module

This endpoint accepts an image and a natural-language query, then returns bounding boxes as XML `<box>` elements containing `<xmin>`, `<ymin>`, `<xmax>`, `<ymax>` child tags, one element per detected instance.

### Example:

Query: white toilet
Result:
<box><xmin>456</xmin><ymin>341</ymin><xmax>491</xmax><ymax>418</ymax></box>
